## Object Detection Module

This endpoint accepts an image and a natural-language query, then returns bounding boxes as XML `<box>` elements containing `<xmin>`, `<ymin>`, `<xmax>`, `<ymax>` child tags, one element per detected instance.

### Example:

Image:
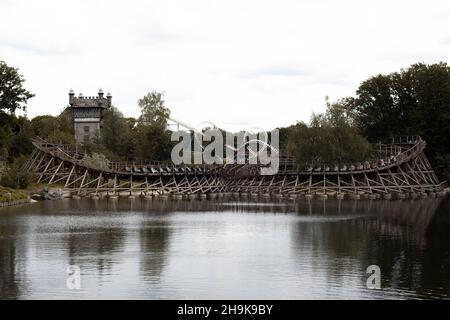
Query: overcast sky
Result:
<box><xmin>1</xmin><ymin>0</ymin><xmax>449</xmax><ymax>131</ymax></box>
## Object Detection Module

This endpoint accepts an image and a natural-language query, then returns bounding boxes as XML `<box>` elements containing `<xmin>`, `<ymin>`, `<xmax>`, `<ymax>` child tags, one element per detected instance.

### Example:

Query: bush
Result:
<box><xmin>80</xmin><ymin>152</ymin><xmax>110</xmax><ymax>170</ymax></box>
<box><xmin>286</xmin><ymin>100</ymin><xmax>371</xmax><ymax>165</ymax></box>
<box><xmin>0</xmin><ymin>185</ymin><xmax>28</xmax><ymax>203</ymax></box>
<box><xmin>0</xmin><ymin>156</ymin><xmax>32</xmax><ymax>189</ymax></box>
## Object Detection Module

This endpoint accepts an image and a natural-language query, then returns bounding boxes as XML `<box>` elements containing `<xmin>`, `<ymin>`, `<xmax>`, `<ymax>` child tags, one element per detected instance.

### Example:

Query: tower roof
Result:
<box><xmin>68</xmin><ymin>90</ymin><xmax>112</xmax><ymax>109</ymax></box>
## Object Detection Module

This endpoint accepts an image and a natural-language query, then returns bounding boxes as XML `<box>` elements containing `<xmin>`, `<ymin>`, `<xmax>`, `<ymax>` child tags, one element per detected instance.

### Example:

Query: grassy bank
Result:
<box><xmin>0</xmin><ymin>186</ymin><xmax>29</xmax><ymax>204</ymax></box>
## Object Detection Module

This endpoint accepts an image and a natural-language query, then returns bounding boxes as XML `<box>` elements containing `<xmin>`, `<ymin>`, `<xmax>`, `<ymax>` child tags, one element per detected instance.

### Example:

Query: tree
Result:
<box><xmin>347</xmin><ymin>62</ymin><xmax>450</xmax><ymax>180</ymax></box>
<box><xmin>138</xmin><ymin>91</ymin><xmax>170</xmax><ymax>127</ymax></box>
<box><xmin>0</xmin><ymin>112</ymin><xmax>14</xmax><ymax>161</ymax></box>
<box><xmin>30</xmin><ymin>114</ymin><xmax>75</xmax><ymax>145</ymax></box>
<box><xmin>287</xmin><ymin>99</ymin><xmax>370</xmax><ymax>165</ymax></box>
<box><xmin>133</xmin><ymin>92</ymin><xmax>173</xmax><ymax>161</ymax></box>
<box><xmin>133</xmin><ymin>124</ymin><xmax>172</xmax><ymax>161</ymax></box>
<box><xmin>0</xmin><ymin>114</ymin><xmax>35</xmax><ymax>161</ymax></box>
<box><xmin>0</xmin><ymin>62</ymin><xmax>34</xmax><ymax>164</ymax></box>
<box><xmin>0</xmin><ymin>155</ymin><xmax>32</xmax><ymax>189</ymax></box>
<box><xmin>0</xmin><ymin>61</ymin><xmax>34</xmax><ymax>113</ymax></box>
<box><xmin>80</xmin><ymin>152</ymin><xmax>110</xmax><ymax>170</ymax></box>
<box><xmin>8</xmin><ymin>116</ymin><xmax>34</xmax><ymax>160</ymax></box>
<box><xmin>98</xmin><ymin>106</ymin><xmax>135</xmax><ymax>159</ymax></box>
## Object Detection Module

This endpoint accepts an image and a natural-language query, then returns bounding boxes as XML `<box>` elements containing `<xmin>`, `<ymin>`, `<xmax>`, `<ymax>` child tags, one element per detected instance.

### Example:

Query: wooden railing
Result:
<box><xmin>31</xmin><ymin>136</ymin><xmax>426</xmax><ymax>176</ymax></box>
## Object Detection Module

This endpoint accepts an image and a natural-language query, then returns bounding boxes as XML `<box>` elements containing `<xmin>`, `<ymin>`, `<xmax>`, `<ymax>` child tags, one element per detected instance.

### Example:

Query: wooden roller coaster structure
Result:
<box><xmin>24</xmin><ymin>136</ymin><xmax>445</xmax><ymax>199</ymax></box>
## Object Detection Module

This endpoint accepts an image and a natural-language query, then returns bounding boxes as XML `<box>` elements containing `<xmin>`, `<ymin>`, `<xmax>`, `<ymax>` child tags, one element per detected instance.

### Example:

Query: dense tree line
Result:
<box><xmin>1</xmin><ymin>60</ymin><xmax>449</xmax><ymax>189</ymax></box>
<box><xmin>283</xmin><ymin>98</ymin><xmax>370</xmax><ymax>166</ymax></box>
<box><xmin>0</xmin><ymin>61</ymin><xmax>175</xmax><ymax>188</ymax></box>
<box><xmin>280</xmin><ymin>62</ymin><xmax>450</xmax><ymax>181</ymax></box>
<box><xmin>337</xmin><ymin>62</ymin><xmax>449</xmax><ymax>181</ymax></box>
<box><xmin>86</xmin><ymin>91</ymin><xmax>173</xmax><ymax>162</ymax></box>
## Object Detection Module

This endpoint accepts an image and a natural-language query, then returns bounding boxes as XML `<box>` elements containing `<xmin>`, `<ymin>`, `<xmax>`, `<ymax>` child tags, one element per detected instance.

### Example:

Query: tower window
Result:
<box><xmin>84</xmin><ymin>126</ymin><xmax>90</xmax><ymax>132</ymax></box>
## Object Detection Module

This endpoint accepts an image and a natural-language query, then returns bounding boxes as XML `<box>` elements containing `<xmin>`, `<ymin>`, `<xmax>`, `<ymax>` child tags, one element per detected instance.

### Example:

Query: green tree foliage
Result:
<box><xmin>80</xmin><ymin>152</ymin><xmax>110</xmax><ymax>170</ymax></box>
<box><xmin>0</xmin><ymin>112</ymin><xmax>35</xmax><ymax>161</ymax></box>
<box><xmin>98</xmin><ymin>106</ymin><xmax>135</xmax><ymax>159</ymax></box>
<box><xmin>30</xmin><ymin>114</ymin><xmax>75</xmax><ymax>145</ymax></box>
<box><xmin>138</xmin><ymin>91</ymin><xmax>170</xmax><ymax>127</ymax></box>
<box><xmin>346</xmin><ymin>62</ymin><xmax>450</xmax><ymax>180</ymax></box>
<box><xmin>0</xmin><ymin>61</ymin><xmax>34</xmax><ymax>113</ymax></box>
<box><xmin>0</xmin><ymin>61</ymin><xmax>35</xmax><ymax>164</ymax></box>
<box><xmin>287</xmin><ymin>99</ymin><xmax>370</xmax><ymax>165</ymax></box>
<box><xmin>134</xmin><ymin>124</ymin><xmax>172</xmax><ymax>161</ymax></box>
<box><xmin>8</xmin><ymin>116</ymin><xmax>34</xmax><ymax>160</ymax></box>
<box><xmin>81</xmin><ymin>92</ymin><xmax>173</xmax><ymax>162</ymax></box>
<box><xmin>134</xmin><ymin>92</ymin><xmax>172</xmax><ymax>161</ymax></box>
<box><xmin>81</xmin><ymin>140</ymin><xmax>119</xmax><ymax>163</ymax></box>
<box><xmin>278</xmin><ymin>126</ymin><xmax>292</xmax><ymax>151</ymax></box>
<box><xmin>0</xmin><ymin>156</ymin><xmax>33</xmax><ymax>189</ymax></box>
<box><xmin>0</xmin><ymin>114</ymin><xmax>13</xmax><ymax>161</ymax></box>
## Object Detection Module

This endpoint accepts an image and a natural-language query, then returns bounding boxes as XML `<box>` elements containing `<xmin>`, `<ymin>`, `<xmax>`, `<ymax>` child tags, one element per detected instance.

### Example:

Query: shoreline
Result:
<box><xmin>0</xmin><ymin>198</ymin><xmax>32</xmax><ymax>208</ymax></box>
<box><xmin>1</xmin><ymin>186</ymin><xmax>447</xmax><ymax>209</ymax></box>
<box><xmin>0</xmin><ymin>186</ymin><xmax>33</xmax><ymax>209</ymax></box>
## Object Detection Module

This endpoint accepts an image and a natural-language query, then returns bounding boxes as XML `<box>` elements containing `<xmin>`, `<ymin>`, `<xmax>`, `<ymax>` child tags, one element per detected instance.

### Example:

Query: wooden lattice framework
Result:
<box><xmin>24</xmin><ymin>136</ymin><xmax>444</xmax><ymax>199</ymax></box>
<box><xmin>224</xmin><ymin>137</ymin><xmax>443</xmax><ymax>198</ymax></box>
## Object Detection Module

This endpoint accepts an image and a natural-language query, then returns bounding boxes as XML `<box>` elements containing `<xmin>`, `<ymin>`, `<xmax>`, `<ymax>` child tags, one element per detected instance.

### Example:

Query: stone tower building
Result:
<box><xmin>67</xmin><ymin>89</ymin><xmax>111</xmax><ymax>144</ymax></box>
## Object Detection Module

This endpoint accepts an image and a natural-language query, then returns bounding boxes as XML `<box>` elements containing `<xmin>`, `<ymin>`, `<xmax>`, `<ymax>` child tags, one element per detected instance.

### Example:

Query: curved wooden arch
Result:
<box><xmin>24</xmin><ymin>136</ymin><xmax>444</xmax><ymax>199</ymax></box>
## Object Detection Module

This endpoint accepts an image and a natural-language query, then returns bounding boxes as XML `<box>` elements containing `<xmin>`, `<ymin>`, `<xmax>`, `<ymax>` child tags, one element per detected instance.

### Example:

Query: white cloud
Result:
<box><xmin>1</xmin><ymin>0</ymin><xmax>449</xmax><ymax>131</ymax></box>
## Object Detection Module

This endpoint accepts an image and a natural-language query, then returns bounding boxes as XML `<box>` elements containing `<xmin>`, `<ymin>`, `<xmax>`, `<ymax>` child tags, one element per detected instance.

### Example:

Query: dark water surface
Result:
<box><xmin>0</xmin><ymin>196</ymin><xmax>449</xmax><ymax>299</ymax></box>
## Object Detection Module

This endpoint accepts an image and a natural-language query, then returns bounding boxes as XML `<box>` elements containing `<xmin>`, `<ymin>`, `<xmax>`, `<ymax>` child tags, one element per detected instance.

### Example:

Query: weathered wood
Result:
<box><xmin>25</xmin><ymin>137</ymin><xmax>443</xmax><ymax>198</ymax></box>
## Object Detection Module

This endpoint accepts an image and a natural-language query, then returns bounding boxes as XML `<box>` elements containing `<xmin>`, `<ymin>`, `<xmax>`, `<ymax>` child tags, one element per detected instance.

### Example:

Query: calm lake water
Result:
<box><xmin>0</xmin><ymin>196</ymin><xmax>449</xmax><ymax>299</ymax></box>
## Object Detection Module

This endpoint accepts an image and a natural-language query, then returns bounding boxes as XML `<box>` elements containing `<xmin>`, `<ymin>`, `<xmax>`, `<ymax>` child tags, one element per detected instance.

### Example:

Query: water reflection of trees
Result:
<box><xmin>1</xmin><ymin>196</ymin><xmax>448</xmax><ymax>299</ymax></box>
<box><xmin>363</xmin><ymin>199</ymin><xmax>442</xmax><ymax>296</ymax></box>
<box><xmin>0</xmin><ymin>225</ymin><xmax>23</xmax><ymax>299</ymax></box>
<box><xmin>418</xmin><ymin>198</ymin><xmax>450</xmax><ymax>297</ymax></box>
<box><xmin>134</xmin><ymin>199</ymin><xmax>237</xmax><ymax>281</ymax></box>
<box><xmin>56</xmin><ymin>200</ymin><xmax>128</xmax><ymax>276</ymax></box>
<box><xmin>290</xmin><ymin>197</ymin><xmax>449</xmax><ymax>298</ymax></box>
<box><xmin>138</xmin><ymin>220</ymin><xmax>171</xmax><ymax>281</ymax></box>
<box><xmin>69</xmin><ymin>199</ymin><xmax>174</xmax><ymax>282</ymax></box>
<box><xmin>0</xmin><ymin>207</ymin><xmax>30</xmax><ymax>299</ymax></box>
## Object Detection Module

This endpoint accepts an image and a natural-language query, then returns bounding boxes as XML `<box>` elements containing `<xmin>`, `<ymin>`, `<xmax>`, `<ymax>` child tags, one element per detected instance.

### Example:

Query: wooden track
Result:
<box><xmin>24</xmin><ymin>136</ymin><xmax>445</xmax><ymax>199</ymax></box>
